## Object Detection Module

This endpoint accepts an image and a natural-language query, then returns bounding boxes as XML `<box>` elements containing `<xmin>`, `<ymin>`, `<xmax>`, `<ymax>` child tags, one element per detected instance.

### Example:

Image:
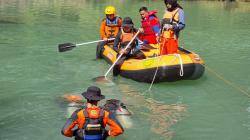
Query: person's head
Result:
<box><xmin>81</xmin><ymin>86</ymin><xmax>105</xmax><ymax>105</ymax></box>
<box><xmin>164</xmin><ymin>0</ymin><xmax>178</xmax><ymax>11</ymax></box>
<box><xmin>139</xmin><ymin>6</ymin><xmax>148</xmax><ymax>19</ymax></box>
<box><xmin>105</xmin><ymin>6</ymin><xmax>116</xmax><ymax>20</ymax></box>
<box><xmin>122</xmin><ymin>17</ymin><xmax>134</xmax><ymax>33</ymax></box>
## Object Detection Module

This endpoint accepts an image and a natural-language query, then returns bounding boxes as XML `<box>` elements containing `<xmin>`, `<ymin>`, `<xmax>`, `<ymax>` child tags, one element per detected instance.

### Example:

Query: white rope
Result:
<box><xmin>149</xmin><ymin>53</ymin><xmax>184</xmax><ymax>91</ymax></box>
<box><xmin>148</xmin><ymin>56</ymin><xmax>161</xmax><ymax>91</ymax></box>
<box><xmin>147</xmin><ymin>37</ymin><xmax>184</xmax><ymax>90</ymax></box>
<box><xmin>148</xmin><ymin>42</ymin><xmax>162</xmax><ymax>91</ymax></box>
<box><xmin>175</xmin><ymin>54</ymin><xmax>184</xmax><ymax>76</ymax></box>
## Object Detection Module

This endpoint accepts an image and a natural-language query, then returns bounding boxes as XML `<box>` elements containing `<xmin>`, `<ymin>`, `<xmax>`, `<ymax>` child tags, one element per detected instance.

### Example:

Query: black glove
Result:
<box><xmin>103</xmin><ymin>130</ymin><xmax>109</xmax><ymax>140</ymax></box>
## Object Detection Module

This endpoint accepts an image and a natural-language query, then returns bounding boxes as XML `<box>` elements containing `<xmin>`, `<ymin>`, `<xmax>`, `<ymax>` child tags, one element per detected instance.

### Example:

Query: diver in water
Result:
<box><xmin>61</xmin><ymin>86</ymin><xmax>131</xmax><ymax>140</ymax></box>
<box><xmin>103</xmin><ymin>99</ymin><xmax>133</xmax><ymax>128</ymax></box>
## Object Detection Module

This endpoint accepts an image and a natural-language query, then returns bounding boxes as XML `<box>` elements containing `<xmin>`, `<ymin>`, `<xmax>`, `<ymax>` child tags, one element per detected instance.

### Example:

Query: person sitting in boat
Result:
<box><xmin>113</xmin><ymin>17</ymin><xmax>146</xmax><ymax>76</ymax></box>
<box><xmin>159</xmin><ymin>0</ymin><xmax>185</xmax><ymax>55</ymax></box>
<box><xmin>61</xmin><ymin>86</ymin><xmax>124</xmax><ymax>140</ymax></box>
<box><xmin>138</xmin><ymin>6</ymin><xmax>161</xmax><ymax>44</ymax></box>
<box><xmin>96</xmin><ymin>6</ymin><xmax>122</xmax><ymax>58</ymax></box>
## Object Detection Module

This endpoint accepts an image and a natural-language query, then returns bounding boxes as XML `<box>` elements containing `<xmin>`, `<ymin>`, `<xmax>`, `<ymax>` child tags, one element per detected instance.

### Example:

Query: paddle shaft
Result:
<box><xmin>76</xmin><ymin>38</ymin><xmax>115</xmax><ymax>46</ymax></box>
<box><xmin>104</xmin><ymin>31</ymin><xmax>140</xmax><ymax>77</ymax></box>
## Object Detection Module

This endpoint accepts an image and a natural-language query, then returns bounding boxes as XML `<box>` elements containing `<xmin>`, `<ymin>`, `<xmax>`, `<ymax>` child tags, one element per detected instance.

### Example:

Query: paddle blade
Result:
<box><xmin>93</xmin><ymin>76</ymin><xmax>114</xmax><ymax>84</ymax></box>
<box><xmin>58</xmin><ymin>43</ymin><xmax>76</xmax><ymax>52</ymax></box>
<box><xmin>93</xmin><ymin>76</ymin><xmax>107</xmax><ymax>82</ymax></box>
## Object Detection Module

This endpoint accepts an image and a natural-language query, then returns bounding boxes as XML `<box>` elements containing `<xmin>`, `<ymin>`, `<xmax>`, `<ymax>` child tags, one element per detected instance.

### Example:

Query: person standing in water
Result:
<box><xmin>61</xmin><ymin>86</ymin><xmax>124</xmax><ymax>140</ymax></box>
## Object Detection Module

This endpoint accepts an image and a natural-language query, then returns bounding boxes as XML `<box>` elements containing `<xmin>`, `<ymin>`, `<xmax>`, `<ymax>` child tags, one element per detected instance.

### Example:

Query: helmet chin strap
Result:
<box><xmin>107</xmin><ymin>16</ymin><xmax>116</xmax><ymax>21</ymax></box>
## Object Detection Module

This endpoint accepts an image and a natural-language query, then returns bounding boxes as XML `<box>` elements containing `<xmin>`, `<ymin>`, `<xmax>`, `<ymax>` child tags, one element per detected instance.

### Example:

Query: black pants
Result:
<box><xmin>74</xmin><ymin>130</ymin><xmax>108</xmax><ymax>140</ymax></box>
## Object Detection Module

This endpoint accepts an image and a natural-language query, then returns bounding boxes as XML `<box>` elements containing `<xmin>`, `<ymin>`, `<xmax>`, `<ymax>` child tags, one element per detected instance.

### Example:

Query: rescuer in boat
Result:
<box><xmin>61</xmin><ymin>86</ymin><xmax>124</xmax><ymax>140</ymax></box>
<box><xmin>138</xmin><ymin>6</ymin><xmax>161</xmax><ymax>44</ymax></box>
<box><xmin>96</xmin><ymin>6</ymin><xmax>122</xmax><ymax>59</ymax></box>
<box><xmin>159</xmin><ymin>0</ymin><xmax>185</xmax><ymax>55</ymax></box>
<box><xmin>112</xmin><ymin>17</ymin><xmax>145</xmax><ymax>76</ymax></box>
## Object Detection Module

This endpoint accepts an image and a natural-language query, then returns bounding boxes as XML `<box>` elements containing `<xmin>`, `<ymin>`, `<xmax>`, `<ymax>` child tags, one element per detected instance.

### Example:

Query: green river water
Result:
<box><xmin>0</xmin><ymin>0</ymin><xmax>250</xmax><ymax>140</ymax></box>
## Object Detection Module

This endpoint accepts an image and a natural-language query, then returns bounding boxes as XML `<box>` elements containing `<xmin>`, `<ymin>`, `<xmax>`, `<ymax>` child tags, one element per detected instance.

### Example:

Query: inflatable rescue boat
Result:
<box><xmin>96</xmin><ymin>44</ymin><xmax>205</xmax><ymax>83</ymax></box>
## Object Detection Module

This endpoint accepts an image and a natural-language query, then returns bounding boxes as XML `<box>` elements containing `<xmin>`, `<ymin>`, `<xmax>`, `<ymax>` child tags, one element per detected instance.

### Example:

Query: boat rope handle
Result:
<box><xmin>175</xmin><ymin>54</ymin><xmax>184</xmax><ymax>77</ymax></box>
<box><xmin>165</xmin><ymin>54</ymin><xmax>184</xmax><ymax>77</ymax></box>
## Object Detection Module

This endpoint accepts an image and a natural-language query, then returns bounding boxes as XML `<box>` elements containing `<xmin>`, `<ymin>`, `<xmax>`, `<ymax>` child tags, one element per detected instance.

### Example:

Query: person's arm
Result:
<box><xmin>113</xmin><ymin>31</ymin><xmax>122</xmax><ymax>52</ymax></box>
<box><xmin>149</xmin><ymin>16</ymin><xmax>161</xmax><ymax>35</ymax></box>
<box><xmin>100</xmin><ymin>19</ymin><xmax>107</xmax><ymax>39</ymax></box>
<box><xmin>118</xmin><ymin>17</ymin><xmax>122</xmax><ymax>27</ymax></box>
<box><xmin>132</xmin><ymin>28</ymin><xmax>140</xmax><ymax>48</ymax></box>
<box><xmin>61</xmin><ymin>109</ymin><xmax>81</xmax><ymax>137</ymax></box>
<box><xmin>104</xmin><ymin>111</ymin><xmax>124</xmax><ymax>136</ymax></box>
<box><xmin>173</xmin><ymin>9</ymin><xmax>185</xmax><ymax>32</ymax></box>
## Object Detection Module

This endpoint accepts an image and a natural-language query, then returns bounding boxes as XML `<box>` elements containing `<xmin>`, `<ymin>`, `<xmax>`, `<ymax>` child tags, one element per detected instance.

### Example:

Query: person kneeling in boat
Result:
<box><xmin>113</xmin><ymin>17</ymin><xmax>146</xmax><ymax>76</ymax></box>
<box><xmin>159</xmin><ymin>0</ymin><xmax>185</xmax><ymax>55</ymax></box>
<box><xmin>96</xmin><ymin>6</ymin><xmax>122</xmax><ymax>59</ymax></box>
<box><xmin>61</xmin><ymin>86</ymin><xmax>124</xmax><ymax>140</ymax></box>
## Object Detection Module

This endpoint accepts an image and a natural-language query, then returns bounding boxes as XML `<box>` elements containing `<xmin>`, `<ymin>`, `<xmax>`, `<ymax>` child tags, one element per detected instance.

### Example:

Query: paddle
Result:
<box><xmin>95</xmin><ymin>30</ymin><xmax>140</xmax><ymax>82</ymax></box>
<box><xmin>58</xmin><ymin>38</ymin><xmax>115</xmax><ymax>52</ymax></box>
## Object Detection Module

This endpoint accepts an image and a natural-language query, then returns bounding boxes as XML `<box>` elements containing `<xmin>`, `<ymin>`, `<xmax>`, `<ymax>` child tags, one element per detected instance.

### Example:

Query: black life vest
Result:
<box><xmin>81</xmin><ymin>108</ymin><xmax>105</xmax><ymax>140</ymax></box>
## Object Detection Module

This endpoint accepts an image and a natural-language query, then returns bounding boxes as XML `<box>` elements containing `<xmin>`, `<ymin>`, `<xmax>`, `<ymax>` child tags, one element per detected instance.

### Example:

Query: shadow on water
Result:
<box><xmin>223</xmin><ymin>1</ymin><xmax>239</xmax><ymax>11</ymax></box>
<box><xmin>0</xmin><ymin>20</ymin><xmax>22</xmax><ymax>24</ymax></box>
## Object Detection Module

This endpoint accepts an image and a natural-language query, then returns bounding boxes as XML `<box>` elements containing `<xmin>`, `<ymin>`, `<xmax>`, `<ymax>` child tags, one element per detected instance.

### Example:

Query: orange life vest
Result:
<box><xmin>162</xmin><ymin>8</ymin><xmax>180</xmax><ymax>39</ymax></box>
<box><xmin>119</xmin><ymin>29</ymin><xmax>136</xmax><ymax>49</ymax></box>
<box><xmin>104</xmin><ymin>16</ymin><xmax>121</xmax><ymax>38</ymax></box>
<box><xmin>160</xmin><ymin>8</ymin><xmax>180</xmax><ymax>55</ymax></box>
